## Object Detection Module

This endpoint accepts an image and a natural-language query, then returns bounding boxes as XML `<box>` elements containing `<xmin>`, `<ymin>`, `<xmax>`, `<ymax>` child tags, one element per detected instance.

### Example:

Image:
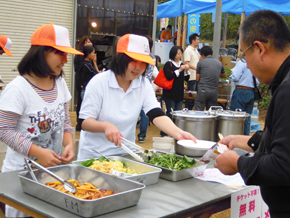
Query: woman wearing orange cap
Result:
<box><xmin>0</xmin><ymin>35</ymin><xmax>13</xmax><ymax>56</ymax></box>
<box><xmin>0</xmin><ymin>24</ymin><xmax>83</xmax><ymax>217</ymax></box>
<box><xmin>77</xmin><ymin>34</ymin><xmax>197</xmax><ymax>160</ymax></box>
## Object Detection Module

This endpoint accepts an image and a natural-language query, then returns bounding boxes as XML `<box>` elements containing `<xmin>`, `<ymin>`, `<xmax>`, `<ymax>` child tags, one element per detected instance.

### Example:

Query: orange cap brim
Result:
<box><xmin>52</xmin><ymin>45</ymin><xmax>84</xmax><ymax>55</ymax></box>
<box><xmin>124</xmin><ymin>51</ymin><xmax>155</xmax><ymax>66</ymax></box>
<box><xmin>3</xmin><ymin>48</ymin><xmax>12</xmax><ymax>56</ymax></box>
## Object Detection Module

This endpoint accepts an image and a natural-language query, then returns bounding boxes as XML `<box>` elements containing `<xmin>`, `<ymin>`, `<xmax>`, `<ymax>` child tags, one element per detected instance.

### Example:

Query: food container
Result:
<box><xmin>73</xmin><ymin>156</ymin><xmax>161</xmax><ymax>186</ymax></box>
<box><xmin>18</xmin><ymin>164</ymin><xmax>145</xmax><ymax>217</ymax></box>
<box><xmin>121</xmin><ymin>151</ymin><xmax>207</xmax><ymax>182</ymax></box>
<box><xmin>172</xmin><ymin>109</ymin><xmax>218</xmax><ymax>156</ymax></box>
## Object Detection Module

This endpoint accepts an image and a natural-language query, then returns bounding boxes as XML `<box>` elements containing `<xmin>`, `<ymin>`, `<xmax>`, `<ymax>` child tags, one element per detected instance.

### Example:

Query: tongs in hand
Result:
<box><xmin>120</xmin><ymin>137</ymin><xmax>144</xmax><ymax>162</ymax></box>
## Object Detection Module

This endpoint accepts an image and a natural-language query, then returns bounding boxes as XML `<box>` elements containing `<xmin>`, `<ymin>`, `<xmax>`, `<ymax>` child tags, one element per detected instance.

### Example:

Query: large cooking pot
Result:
<box><xmin>215</xmin><ymin>108</ymin><xmax>250</xmax><ymax>137</ymax></box>
<box><xmin>172</xmin><ymin>109</ymin><xmax>218</xmax><ymax>156</ymax></box>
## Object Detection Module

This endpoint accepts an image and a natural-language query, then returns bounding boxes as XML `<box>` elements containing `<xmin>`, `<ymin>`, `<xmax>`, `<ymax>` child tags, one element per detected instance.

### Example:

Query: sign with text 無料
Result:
<box><xmin>231</xmin><ymin>186</ymin><xmax>271</xmax><ymax>218</ymax></box>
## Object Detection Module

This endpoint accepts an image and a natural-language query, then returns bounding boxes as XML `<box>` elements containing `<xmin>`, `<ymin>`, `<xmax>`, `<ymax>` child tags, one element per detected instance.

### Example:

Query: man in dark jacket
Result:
<box><xmin>215</xmin><ymin>10</ymin><xmax>290</xmax><ymax>218</ymax></box>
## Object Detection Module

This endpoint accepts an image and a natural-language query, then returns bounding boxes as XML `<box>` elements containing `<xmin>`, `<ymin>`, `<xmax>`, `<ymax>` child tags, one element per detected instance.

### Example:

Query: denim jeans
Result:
<box><xmin>230</xmin><ymin>88</ymin><xmax>255</xmax><ymax>135</ymax></box>
<box><xmin>160</xmin><ymin>99</ymin><xmax>183</xmax><ymax>136</ymax></box>
<box><xmin>138</xmin><ymin>110</ymin><xmax>148</xmax><ymax>138</ymax></box>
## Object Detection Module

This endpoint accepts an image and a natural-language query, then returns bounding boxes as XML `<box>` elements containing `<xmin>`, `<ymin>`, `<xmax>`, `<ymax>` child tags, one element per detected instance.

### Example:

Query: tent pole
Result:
<box><xmin>182</xmin><ymin>14</ymin><xmax>188</xmax><ymax>60</ymax></box>
<box><xmin>222</xmin><ymin>13</ymin><xmax>227</xmax><ymax>48</ymax></box>
<box><xmin>177</xmin><ymin>16</ymin><xmax>182</xmax><ymax>46</ymax></box>
<box><xmin>238</xmin><ymin>12</ymin><xmax>246</xmax><ymax>57</ymax></box>
<box><xmin>212</xmin><ymin>0</ymin><xmax>223</xmax><ymax>60</ymax></box>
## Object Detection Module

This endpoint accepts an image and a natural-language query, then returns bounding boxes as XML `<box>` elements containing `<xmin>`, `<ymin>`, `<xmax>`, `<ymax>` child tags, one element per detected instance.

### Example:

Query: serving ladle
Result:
<box><xmin>24</xmin><ymin>158</ymin><xmax>77</xmax><ymax>194</ymax></box>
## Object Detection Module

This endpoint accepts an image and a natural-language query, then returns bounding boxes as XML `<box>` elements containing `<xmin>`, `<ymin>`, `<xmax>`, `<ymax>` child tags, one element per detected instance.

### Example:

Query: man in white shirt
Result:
<box><xmin>184</xmin><ymin>33</ymin><xmax>200</xmax><ymax>109</ymax></box>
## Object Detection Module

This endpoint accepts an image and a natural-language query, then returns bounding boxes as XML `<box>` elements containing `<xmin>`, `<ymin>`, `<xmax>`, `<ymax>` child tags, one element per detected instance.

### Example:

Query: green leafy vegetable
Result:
<box><xmin>145</xmin><ymin>153</ymin><xmax>197</xmax><ymax>170</ymax></box>
<box><xmin>80</xmin><ymin>158</ymin><xmax>95</xmax><ymax>167</ymax></box>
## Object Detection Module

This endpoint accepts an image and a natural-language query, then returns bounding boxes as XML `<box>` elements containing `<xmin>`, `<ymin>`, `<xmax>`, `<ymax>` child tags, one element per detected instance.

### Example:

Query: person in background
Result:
<box><xmin>158</xmin><ymin>28</ymin><xmax>165</xmax><ymax>40</ymax></box>
<box><xmin>174</xmin><ymin>25</ymin><xmax>183</xmax><ymax>46</ymax></box>
<box><xmin>155</xmin><ymin>55</ymin><xmax>161</xmax><ymax>69</ymax></box>
<box><xmin>137</xmin><ymin>35</ymin><xmax>156</xmax><ymax>143</ymax></box>
<box><xmin>160</xmin><ymin>46</ymin><xmax>189</xmax><ymax>137</ymax></box>
<box><xmin>160</xmin><ymin>25</ymin><xmax>172</xmax><ymax>42</ymax></box>
<box><xmin>74</xmin><ymin>35</ymin><xmax>95</xmax><ymax>131</ymax></box>
<box><xmin>0</xmin><ymin>35</ymin><xmax>12</xmax><ymax>56</ymax></box>
<box><xmin>229</xmin><ymin>60</ymin><xmax>259</xmax><ymax>135</ymax></box>
<box><xmin>77</xmin><ymin>34</ymin><xmax>196</xmax><ymax>160</ymax></box>
<box><xmin>80</xmin><ymin>46</ymin><xmax>99</xmax><ymax>100</ymax></box>
<box><xmin>184</xmin><ymin>33</ymin><xmax>201</xmax><ymax>110</ymax></box>
<box><xmin>194</xmin><ymin>46</ymin><xmax>226</xmax><ymax>111</ymax></box>
<box><xmin>0</xmin><ymin>23</ymin><xmax>83</xmax><ymax>217</ymax></box>
<box><xmin>152</xmin><ymin>55</ymin><xmax>162</xmax><ymax>92</ymax></box>
<box><xmin>215</xmin><ymin>10</ymin><xmax>290</xmax><ymax>217</ymax></box>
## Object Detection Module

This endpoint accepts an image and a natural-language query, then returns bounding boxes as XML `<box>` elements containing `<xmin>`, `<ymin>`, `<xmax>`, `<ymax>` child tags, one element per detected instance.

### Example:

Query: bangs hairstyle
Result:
<box><xmin>169</xmin><ymin>46</ymin><xmax>183</xmax><ymax>60</ymax></box>
<box><xmin>109</xmin><ymin>53</ymin><xmax>148</xmax><ymax>77</ymax></box>
<box><xmin>18</xmin><ymin>45</ymin><xmax>63</xmax><ymax>79</ymax></box>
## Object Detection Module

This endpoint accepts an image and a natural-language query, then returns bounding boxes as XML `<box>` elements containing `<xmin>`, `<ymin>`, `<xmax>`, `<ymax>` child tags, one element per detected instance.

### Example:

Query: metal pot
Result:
<box><xmin>216</xmin><ymin>109</ymin><xmax>250</xmax><ymax>137</ymax></box>
<box><xmin>172</xmin><ymin>109</ymin><xmax>218</xmax><ymax>156</ymax></box>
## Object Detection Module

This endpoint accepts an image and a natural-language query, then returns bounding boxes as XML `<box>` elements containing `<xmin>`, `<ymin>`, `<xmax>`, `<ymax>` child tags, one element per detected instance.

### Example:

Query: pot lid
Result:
<box><xmin>216</xmin><ymin>110</ymin><xmax>250</xmax><ymax>118</ymax></box>
<box><xmin>172</xmin><ymin>109</ymin><xmax>218</xmax><ymax>118</ymax></box>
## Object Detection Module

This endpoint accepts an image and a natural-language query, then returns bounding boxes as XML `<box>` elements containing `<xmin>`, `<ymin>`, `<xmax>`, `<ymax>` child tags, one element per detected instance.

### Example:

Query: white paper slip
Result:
<box><xmin>196</xmin><ymin>168</ymin><xmax>246</xmax><ymax>187</ymax></box>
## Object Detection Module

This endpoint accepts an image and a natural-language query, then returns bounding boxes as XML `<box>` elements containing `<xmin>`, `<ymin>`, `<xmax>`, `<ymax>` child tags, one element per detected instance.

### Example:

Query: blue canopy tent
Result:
<box><xmin>157</xmin><ymin>0</ymin><xmax>290</xmax><ymax>18</ymax></box>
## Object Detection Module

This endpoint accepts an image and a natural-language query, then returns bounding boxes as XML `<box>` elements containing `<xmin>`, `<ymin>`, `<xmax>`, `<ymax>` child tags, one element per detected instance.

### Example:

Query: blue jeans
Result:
<box><xmin>138</xmin><ymin>110</ymin><xmax>148</xmax><ymax>138</ymax></box>
<box><xmin>160</xmin><ymin>99</ymin><xmax>183</xmax><ymax>136</ymax></box>
<box><xmin>230</xmin><ymin>88</ymin><xmax>255</xmax><ymax>135</ymax></box>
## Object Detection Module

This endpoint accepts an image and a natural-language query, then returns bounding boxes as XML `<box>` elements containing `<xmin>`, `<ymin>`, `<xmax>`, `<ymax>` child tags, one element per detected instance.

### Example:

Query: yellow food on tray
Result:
<box><xmin>89</xmin><ymin>159</ymin><xmax>141</xmax><ymax>175</ymax></box>
<box><xmin>46</xmin><ymin>180</ymin><xmax>115</xmax><ymax>200</ymax></box>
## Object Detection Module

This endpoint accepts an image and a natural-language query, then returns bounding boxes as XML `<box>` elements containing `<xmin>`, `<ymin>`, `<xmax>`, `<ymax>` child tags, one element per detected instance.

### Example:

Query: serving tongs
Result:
<box><xmin>24</xmin><ymin>158</ymin><xmax>77</xmax><ymax>193</ymax></box>
<box><xmin>120</xmin><ymin>137</ymin><xmax>145</xmax><ymax>162</ymax></box>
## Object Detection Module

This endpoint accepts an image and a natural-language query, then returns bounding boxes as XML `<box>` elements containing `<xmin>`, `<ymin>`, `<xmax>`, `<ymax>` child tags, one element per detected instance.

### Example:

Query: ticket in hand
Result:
<box><xmin>200</xmin><ymin>143</ymin><xmax>228</xmax><ymax>163</ymax></box>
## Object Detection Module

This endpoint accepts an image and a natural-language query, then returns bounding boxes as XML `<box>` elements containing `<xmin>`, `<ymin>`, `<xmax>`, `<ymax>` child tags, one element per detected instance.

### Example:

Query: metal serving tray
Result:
<box><xmin>18</xmin><ymin>164</ymin><xmax>145</xmax><ymax>217</ymax></box>
<box><xmin>121</xmin><ymin>151</ymin><xmax>207</xmax><ymax>182</ymax></box>
<box><xmin>73</xmin><ymin>156</ymin><xmax>162</xmax><ymax>186</ymax></box>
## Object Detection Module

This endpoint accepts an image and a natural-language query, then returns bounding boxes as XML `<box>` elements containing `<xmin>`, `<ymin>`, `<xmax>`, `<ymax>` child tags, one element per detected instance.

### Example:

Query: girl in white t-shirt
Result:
<box><xmin>0</xmin><ymin>23</ymin><xmax>83</xmax><ymax>217</ymax></box>
<box><xmin>77</xmin><ymin>34</ymin><xmax>197</xmax><ymax>160</ymax></box>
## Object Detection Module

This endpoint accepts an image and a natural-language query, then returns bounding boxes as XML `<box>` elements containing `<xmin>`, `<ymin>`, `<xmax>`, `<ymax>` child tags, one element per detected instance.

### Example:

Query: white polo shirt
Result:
<box><xmin>78</xmin><ymin>70</ymin><xmax>160</xmax><ymax>160</ymax></box>
<box><xmin>184</xmin><ymin>45</ymin><xmax>200</xmax><ymax>81</ymax></box>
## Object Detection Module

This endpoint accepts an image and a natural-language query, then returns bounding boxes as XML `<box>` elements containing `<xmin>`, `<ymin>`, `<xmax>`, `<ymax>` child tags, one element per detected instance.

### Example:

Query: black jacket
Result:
<box><xmin>238</xmin><ymin>55</ymin><xmax>290</xmax><ymax>217</ymax></box>
<box><xmin>80</xmin><ymin>60</ymin><xmax>98</xmax><ymax>89</ymax></box>
<box><xmin>162</xmin><ymin>61</ymin><xmax>189</xmax><ymax>101</ymax></box>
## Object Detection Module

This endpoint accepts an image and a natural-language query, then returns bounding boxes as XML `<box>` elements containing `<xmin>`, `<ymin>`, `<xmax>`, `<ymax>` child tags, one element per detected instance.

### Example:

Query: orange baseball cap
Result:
<box><xmin>117</xmin><ymin>34</ymin><xmax>155</xmax><ymax>65</ymax></box>
<box><xmin>31</xmin><ymin>23</ymin><xmax>83</xmax><ymax>55</ymax></box>
<box><xmin>0</xmin><ymin>35</ymin><xmax>12</xmax><ymax>56</ymax></box>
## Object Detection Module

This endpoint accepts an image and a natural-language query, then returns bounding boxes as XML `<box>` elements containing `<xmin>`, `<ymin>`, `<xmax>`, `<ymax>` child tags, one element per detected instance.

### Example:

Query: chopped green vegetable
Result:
<box><xmin>80</xmin><ymin>158</ymin><xmax>95</xmax><ymax>167</ymax></box>
<box><xmin>98</xmin><ymin>156</ymin><xmax>109</xmax><ymax>162</ymax></box>
<box><xmin>145</xmin><ymin>153</ymin><xmax>197</xmax><ymax>170</ymax></box>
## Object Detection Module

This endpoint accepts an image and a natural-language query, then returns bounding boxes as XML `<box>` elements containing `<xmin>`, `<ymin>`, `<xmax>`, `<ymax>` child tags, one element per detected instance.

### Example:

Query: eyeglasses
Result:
<box><xmin>238</xmin><ymin>39</ymin><xmax>268</xmax><ymax>63</ymax></box>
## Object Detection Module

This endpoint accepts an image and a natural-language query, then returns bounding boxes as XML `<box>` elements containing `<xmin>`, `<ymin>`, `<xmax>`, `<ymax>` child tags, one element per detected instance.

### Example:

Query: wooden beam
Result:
<box><xmin>238</xmin><ymin>12</ymin><xmax>246</xmax><ymax>56</ymax></box>
<box><xmin>182</xmin><ymin>14</ymin><xmax>188</xmax><ymax>51</ymax></box>
<box><xmin>222</xmin><ymin>13</ymin><xmax>228</xmax><ymax>48</ymax></box>
<box><xmin>177</xmin><ymin>16</ymin><xmax>182</xmax><ymax>46</ymax></box>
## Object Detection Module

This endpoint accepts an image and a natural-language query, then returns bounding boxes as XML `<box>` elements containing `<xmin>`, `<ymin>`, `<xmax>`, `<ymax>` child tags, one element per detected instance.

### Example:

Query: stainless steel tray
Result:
<box><xmin>73</xmin><ymin>156</ymin><xmax>161</xmax><ymax>186</ymax></box>
<box><xmin>18</xmin><ymin>164</ymin><xmax>145</xmax><ymax>217</ymax></box>
<box><xmin>121</xmin><ymin>151</ymin><xmax>207</xmax><ymax>182</ymax></box>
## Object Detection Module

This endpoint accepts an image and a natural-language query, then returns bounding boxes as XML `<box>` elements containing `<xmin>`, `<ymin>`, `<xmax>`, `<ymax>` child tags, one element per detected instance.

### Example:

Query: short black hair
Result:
<box><xmin>169</xmin><ymin>46</ymin><xmax>183</xmax><ymax>60</ymax></box>
<box><xmin>18</xmin><ymin>45</ymin><xmax>63</xmax><ymax>79</ymax></box>
<box><xmin>167</xmin><ymin>25</ymin><xmax>172</xmax><ymax>29</ymax></box>
<box><xmin>200</xmin><ymin>46</ymin><xmax>213</xmax><ymax>57</ymax></box>
<box><xmin>83</xmin><ymin>46</ymin><xmax>95</xmax><ymax>58</ymax></box>
<box><xmin>189</xmin><ymin>33</ymin><xmax>199</xmax><ymax>44</ymax></box>
<box><xmin>241</xmin><ymin>10</ymin><xmax>290</xmax><ymax>52</ymax></box>
<box><xmin>109</xmin><ymin>53</ymin><xmax>148</xmax><ymax>77</ymax></box>
<box><xmin>145</xmin><ymin>35</ymin><xmax>153</xmax><ymax>51</ymax></box>
<box><xmin>155</xmin><ymin>55</ymin><xmax>161</xmax><ymax>67</ymax></box>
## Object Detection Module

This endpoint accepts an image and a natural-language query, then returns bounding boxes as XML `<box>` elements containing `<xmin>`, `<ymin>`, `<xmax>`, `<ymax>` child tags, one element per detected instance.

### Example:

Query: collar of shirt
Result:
<box><xmin>108</xmin><ymin>70</ymin><xmax>142</xmax><ymax>92</ymax></box>
<box><xmin>269</xmin><ymin>55</ymin><xmax>290</xmax><ymax>94</ymax></box>
<box><xmin>169</xmin><ymin>59</ymin><xmax>182</xmax><ymax>67</ymax></box>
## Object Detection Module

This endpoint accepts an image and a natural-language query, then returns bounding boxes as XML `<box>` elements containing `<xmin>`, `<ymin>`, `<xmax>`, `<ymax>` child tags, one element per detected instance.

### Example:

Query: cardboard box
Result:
<box><xmin>222</xmin><ymin>56</ymin><xmax>232</xmax><ymax>69</ymax></box>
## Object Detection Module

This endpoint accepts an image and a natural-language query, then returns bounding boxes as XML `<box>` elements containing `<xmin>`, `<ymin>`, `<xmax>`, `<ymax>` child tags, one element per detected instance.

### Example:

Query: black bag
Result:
<box><xmin>253</xmin><ymin>76</ymin><xmax>261</xmax><ymax>101</ymax></box>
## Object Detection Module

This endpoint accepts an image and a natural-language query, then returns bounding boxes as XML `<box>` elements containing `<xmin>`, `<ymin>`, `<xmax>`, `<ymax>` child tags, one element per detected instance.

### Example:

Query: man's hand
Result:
<box><xmin>214</xmin><ymin>150</ymin><xmax>240</xmax><ymax>175</ymax></box>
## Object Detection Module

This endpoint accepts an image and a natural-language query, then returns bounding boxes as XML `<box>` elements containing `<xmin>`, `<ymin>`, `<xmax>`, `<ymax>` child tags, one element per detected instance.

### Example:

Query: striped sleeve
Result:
<box><xmin>0</xmin><ymin>110</ymin><xmax>33</xmax><ymax>156</ymax></box>
<box><xmin>64</xmin><ymin>102</ymin><xmax>73</xmax><ymax>135</ymax></box>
